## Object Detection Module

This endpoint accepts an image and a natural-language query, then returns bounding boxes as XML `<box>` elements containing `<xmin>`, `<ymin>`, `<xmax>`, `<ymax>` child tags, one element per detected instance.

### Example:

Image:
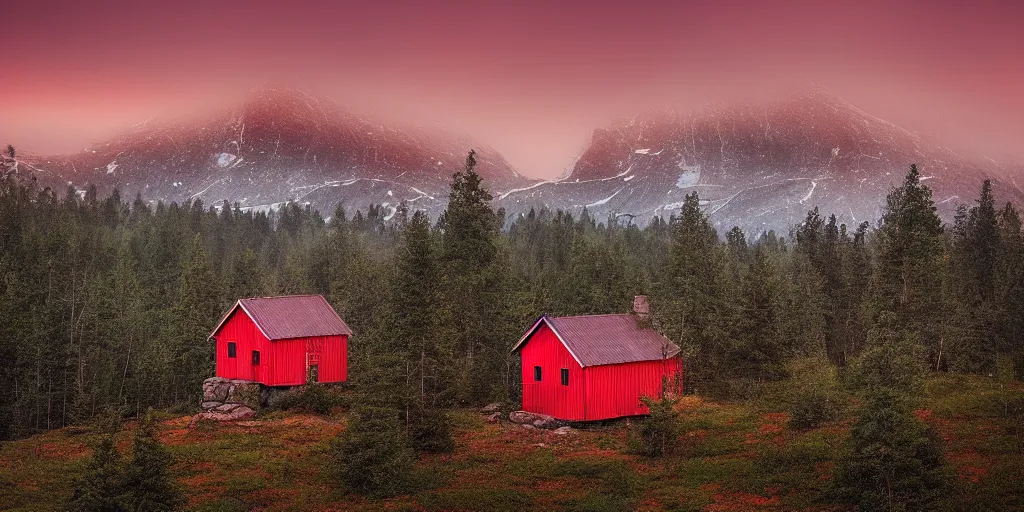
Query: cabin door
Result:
<box><xmin>305</xmin><ymin>339</ymin><xmax>324</xmax><ymax>384</ymax></box>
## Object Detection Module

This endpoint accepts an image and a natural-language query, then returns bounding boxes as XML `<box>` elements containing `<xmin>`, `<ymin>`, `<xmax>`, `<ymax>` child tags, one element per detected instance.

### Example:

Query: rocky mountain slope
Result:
<box><xmin>498</xmin><ymin>85</ymin><xmax>1024</xmax><ymax>233</ymax></box>
<box><xmin>12</xmin><ymin>85</ymin><xmax>1024</xmax><ymax>233</ymax></box>
<box><xmin>22</xmin><ymin>86</ymin><xmax>529</xmax><ymax>220</ymax></box>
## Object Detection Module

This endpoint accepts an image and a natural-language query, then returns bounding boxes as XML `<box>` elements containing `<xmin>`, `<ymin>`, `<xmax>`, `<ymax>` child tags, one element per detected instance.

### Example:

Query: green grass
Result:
<box><xmin>1</xmin><ymin>374</ymin><xmax>1022</xmax><ymax>511</ymax></box>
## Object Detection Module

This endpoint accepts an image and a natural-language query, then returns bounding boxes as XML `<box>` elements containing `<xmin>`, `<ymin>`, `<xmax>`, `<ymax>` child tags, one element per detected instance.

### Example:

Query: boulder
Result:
<box><xmin>214</xmin><ymin>403</ymin><xmax>240</xmax><ymax>413</ymax></box>
<box><xmin>553</xmin><ymin>426</ymin><xmax>576</xmax><ymax>435</ymax></box>
<box><xmin>521</xmin><ymin>424</ymin><xmax>536</xmax><ymax>430</ymax></box>
<box><xmin>481</xmin><ymin>402</ymin><xmax>502</xmax><ymax>413</ymax></box>
<box><xmin>187</xmin><ymin>406</ymin><xmax>256</xmax><ymax>428</ymax></box>
<box><xmin>200</xmin><ymin>377</ymin><xmax>261</xmax><ymax>409</ymax></box>
<box><xmin>509</xmin><ymin>410</ymin><xmax>564</xmax><ymax>429</ymax></box>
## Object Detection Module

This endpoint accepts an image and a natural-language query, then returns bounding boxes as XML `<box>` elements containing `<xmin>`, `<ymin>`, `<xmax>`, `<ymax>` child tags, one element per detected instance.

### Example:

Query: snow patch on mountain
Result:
<box><xmin>676</xmin><ymin>165</ymin><xmax>701</xmax><ymax>188</ymax></box>
<box><xmin>217</xmin><ymin>153</ymin><xmax>238</xmax><ymax>167</ymax></box>
<box><xmin>585</xmin><ymin>188</ymin><xmax>623</xmax><ymax>208</ymax></box>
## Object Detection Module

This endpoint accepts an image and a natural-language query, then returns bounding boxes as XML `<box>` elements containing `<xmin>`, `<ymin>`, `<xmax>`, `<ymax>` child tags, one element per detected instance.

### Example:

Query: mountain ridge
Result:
<box><xmin>497</xmin><ymin>84</ymin><xmax>1024</xmax><ymax>232</ymax></box>
<box><xmin>11</xmin><ymin>84</ymin><xmax>1024</xmax><ymax>233</ymax></box>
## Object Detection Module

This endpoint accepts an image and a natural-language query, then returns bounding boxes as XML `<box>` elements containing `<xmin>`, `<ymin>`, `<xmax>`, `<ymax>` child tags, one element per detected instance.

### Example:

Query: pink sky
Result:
<box><xmin>3</xmin><ymin>0</ymin><xmax>1022</xmax><ymax>178</ymax></box>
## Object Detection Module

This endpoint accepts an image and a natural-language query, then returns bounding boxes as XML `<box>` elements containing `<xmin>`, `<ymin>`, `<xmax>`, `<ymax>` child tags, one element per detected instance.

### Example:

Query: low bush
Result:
<box><xmin>628</xmin><ymin>395</ymin><xmax>681</xmax><ymax>457</ymax></box>
<box><xmin>409</xmin><ymin>406</ymin><xmax>455</xmax><ymax>454</ymax></box>
<box><xmin>271</xmin><ymin>384</ymin><xmax>346</xmax><ymax>415</ymax></box>
<box><xmin>785</xmin><ymin>358</ymin><xmax>844</xmax><ymax>430</ymax></box>
<box><xmin>331</xmin><ymin>405</ymin><xmax>414</xmax><ymax>497</ymax></box>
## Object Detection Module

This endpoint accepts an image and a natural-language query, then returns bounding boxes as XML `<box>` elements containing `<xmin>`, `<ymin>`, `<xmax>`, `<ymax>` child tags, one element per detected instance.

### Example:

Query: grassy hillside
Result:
<box><xmin>2</xmin><ymin>374</ymin><xmax>1022</xmax><ymax>511</ymax></box>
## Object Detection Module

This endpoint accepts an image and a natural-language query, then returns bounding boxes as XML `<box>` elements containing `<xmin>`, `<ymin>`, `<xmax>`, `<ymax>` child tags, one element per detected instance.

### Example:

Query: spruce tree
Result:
<box><xmin>868</xmin><ymin>165</ymin><xmax>944</xmax><ymax>367</ymax></box>
<box><xmin>331</xmin><ymin>405</ymin><xmax>415</xmax><ymax>497</ymax></box>
<box><xmin>737</xmin><ymin>246</ymin><xmax>784</xmax><ymax>379</ymax></box>
<box><xmin>835</xmin><ymin>389</ymin><xmax>947</xmax><ymax>511</ymax></box>
<box><xmin>122</xmin><ymin>412</ymin><xmax>183</xmax><ymax>511</ymax></box>
<box><xmin>170</xmin><ymin>234</ymin><xmax>218</xmax><ymax>404</ymax></box>
<box><xmin>69</xmin><ymin>435</ymin><xmax>126</xmax><ymax>512</ymax></box>
<box><xmin>656</xmin><ymin>192</ymin><xmax>731</xmax><ymax>392</ymax></box>
<box><xmin>390</xmin><ymin>210</ymin><xmax>454</xmax><ymax>452</ymax></box>
<box><xmin>438</xmin><ymin>150</ymin><xmax>506</xmax><ymax>402</ymax></box>
<box><xmin>996</xmin><ymin>203</ymin><xmax>1024</xmax><ymax>379</ymax></box>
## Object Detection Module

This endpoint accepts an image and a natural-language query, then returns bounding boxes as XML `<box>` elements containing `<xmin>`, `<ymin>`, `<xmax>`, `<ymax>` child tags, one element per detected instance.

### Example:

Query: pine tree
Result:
<box><xmin>868</xmin><ymin>165</ymin><xmax>944</xmax><ymax>368</ymax></box>
<box><xmin>69</xmin><ymin>435</ymin><xmax>126</xmax><ymax>512</ymax></box>
<box><xmin>737</xmin><ymin>247</ymin><xmax>784</xmax><ymax>379</ymax></box>
<box><xmin>390</xmin><ymin>210</ymin><xmax>455</xmax><ymax>452</ymax></box>
<box><xmin>438</xmin><ymin>150</ymin><xmax>506</xmax><ymax>402</ymax></box>
<box><xmin>170</xmin><ymin>234</ymin><xmax>218</xmax><ymax>404</ymax></box>
<box><xmin>331</xmin><ymin>405</ymin><xmax>415</xmax><ymax>497</ymax></box>
<box><xmin>656</xmin><ymin>192</ymin><xmax>731</xmax><ymax>392</ymax></box>
<box><xmin>122</xmin><ymin>412</ymin><xmax>183</xmax><ymax>511</ymax></box>
<box><xmin>836</xmin><ymin>390</ymin><xmax>947</xmax><ymax>511</ymax></box>
<box><xmin>996</xmin><ymin>203</ymin><xmax>1024</xmax><ymax>379</ymax></box>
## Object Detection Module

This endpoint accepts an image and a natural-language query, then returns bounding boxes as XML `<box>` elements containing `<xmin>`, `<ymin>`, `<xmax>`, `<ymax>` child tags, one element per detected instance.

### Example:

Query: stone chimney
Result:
<box><xmin>632</xmin><ymin>295</ymin><xmax>650</xmax><ymax>320</ymax></box>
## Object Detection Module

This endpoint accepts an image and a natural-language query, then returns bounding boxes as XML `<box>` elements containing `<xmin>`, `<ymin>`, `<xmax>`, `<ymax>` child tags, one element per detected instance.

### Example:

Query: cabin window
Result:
<box><xmin>561</xmin><ymin>368</ymin><xmax>569</xmax><ymax>386</ymax></box>
<box><xmin>227</xmin><ymin>342</ymin><xmax>236</xmax><ymax>358</ymax></box>
<box><xmin>251</xmin><ymin>350</ymin><xmax>260</xmax><ymax>366</ymax></box>
<box><xmin>533</xmin><ymin>366</ymin><xmax>542</xmax><ymax>382</ymax></box>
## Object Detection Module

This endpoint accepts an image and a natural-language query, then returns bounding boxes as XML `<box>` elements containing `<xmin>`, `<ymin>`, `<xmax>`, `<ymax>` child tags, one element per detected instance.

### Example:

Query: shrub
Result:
<box><xmin>789</xmin><ymin>392</ymin><xmax>841</xmax><ymax>430</ymax></box>
<box><xmin>271</xmin><ymin>384</ymin><xmax>346</xmax><ymax>415</ymax></box>
<box><xmin>785</xmin><ymin>357</ymin><xmax>844</xmax><ymax>430</ymax></box>
<box><xmin>629</xmin><ymin>395</ymin><xmax>681</xmax><ymax>457</ymax></box>
<box><xmin>409</xmin><ymin>406</ymin><xmax>455</xmax><ymax>454</ymax></box>
<box><xmin>331</xmin><ymin>405</ymin><xmax>415</xmax><ymax>497</ymax></box>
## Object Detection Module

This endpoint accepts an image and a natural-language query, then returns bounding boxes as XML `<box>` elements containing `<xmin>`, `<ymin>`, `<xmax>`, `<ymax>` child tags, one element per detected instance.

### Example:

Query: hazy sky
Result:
<box><xmin>3</xmin><ymin>0</ymin><xmax>1022</xmax><ymax>179</ymax></box>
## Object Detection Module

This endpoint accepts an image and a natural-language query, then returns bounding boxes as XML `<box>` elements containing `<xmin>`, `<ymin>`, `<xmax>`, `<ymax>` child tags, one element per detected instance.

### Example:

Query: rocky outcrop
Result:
<box><xmin>189</xmin><ymin>377</ymin><xmax>261</xmax><ymax>427</ymax></box>
<box><xmin>508</xmin><ymin>410</ymin><xmax>565</xmax><ymax>430</ymax></box>
<box><xmin>187</xmin><ymin>407</ymin><xmax>256</xmax><ymax>428</ymax></box>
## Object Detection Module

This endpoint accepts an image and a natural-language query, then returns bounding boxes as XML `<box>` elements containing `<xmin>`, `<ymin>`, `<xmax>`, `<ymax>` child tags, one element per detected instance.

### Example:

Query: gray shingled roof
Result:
<box><xmin>512</xmin><ymin>314</ymin><xmax>680</xmax><ymax>367</ymax></box>
<box><xmin>211</xmin><ymin>295</ymin><xmax>352</xmax><ymax>340</ymax></box>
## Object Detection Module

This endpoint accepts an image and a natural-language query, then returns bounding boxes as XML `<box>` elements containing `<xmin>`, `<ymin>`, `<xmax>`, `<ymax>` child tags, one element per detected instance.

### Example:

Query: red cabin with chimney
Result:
<box><xmin>209</xmin><ymin>295</ymin><xmax>351</xmax><ymax>386</ymax></box>
<box><xmin>511</xmin><ymin>297</ymin><xmax>683</xmax><ymax>421</ymax></box>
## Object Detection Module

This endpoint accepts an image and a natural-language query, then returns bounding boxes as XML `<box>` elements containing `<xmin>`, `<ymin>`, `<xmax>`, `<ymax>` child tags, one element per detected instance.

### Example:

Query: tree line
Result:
<box><xmin>1</xmin><ymin>154</ymin><xmax>1023</xmax><ymax>444</ymax></box>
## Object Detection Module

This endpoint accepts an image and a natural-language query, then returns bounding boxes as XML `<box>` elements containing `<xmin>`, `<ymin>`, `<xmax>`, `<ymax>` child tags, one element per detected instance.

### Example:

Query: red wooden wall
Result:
<box><xmin>214</xmin><ymin>309</ymin><xmax>348</xmax><ymax>386</ymax></box>
<box><xmin>271</xmin><ymin>335</ymin><xmax>348</xmax><ymax>386</ymax></box>
<box><xmin>519</xmin><ymin>323</ymin><xmax>585</xmax><ymax>420</ymax></box>
<box><xmin>583</xmin><ymin>357</ymin><xmax>682</xmax><ymax>420</ymax></box>
<box><xmin>214</xmin><ymin>310</ymin><xmax>270</xmax><ymax>383</ymax></box>
<box><xmin>519</xmin><ymin>322</ymin><xmax>684</xmax><ymax>421</ymax></box>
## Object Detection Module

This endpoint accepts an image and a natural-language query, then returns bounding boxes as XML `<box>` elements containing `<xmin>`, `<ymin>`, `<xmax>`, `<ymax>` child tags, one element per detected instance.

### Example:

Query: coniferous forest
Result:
<box><xmin>3</xmin><ymin>153</ymin><xmax>1024</xmax><ymax>509</ymax></box>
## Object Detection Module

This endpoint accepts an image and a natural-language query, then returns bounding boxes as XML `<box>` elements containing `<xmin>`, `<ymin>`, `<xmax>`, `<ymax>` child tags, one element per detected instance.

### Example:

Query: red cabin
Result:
<box><xmin>511</xmin><ymin>297</ymin><xmax>683</xmax><ymax>421</ymax></box>
<box><xmin>209</xmin><ymin>295</ymin><xmax>351</xmax><ymax>387</ymax></box>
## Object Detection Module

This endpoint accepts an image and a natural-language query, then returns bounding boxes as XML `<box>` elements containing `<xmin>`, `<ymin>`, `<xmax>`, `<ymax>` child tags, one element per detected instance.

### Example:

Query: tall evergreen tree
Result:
<box><xmin>868</xmin><ymin>165</ymin><xmax>944</xmax><ymax>367</ymax></box>
<box><xmin>169</xmin><ymin>234</ymin><xmax>218</xmax><ymax>404</ymax></box>
<box><xmin>656</xmin><ymin>192</ymin><xmax>731</xmax><ymax>392</ymax></box>
<box><xmin>996</xmin><ymin>203</ymin><xmax>1024</xmax><ymax>378</ymax></box>
<box><xmin>122</xmin><ymin>412</ymin><xmax>183</xmax><ymax>511</ymax></box>
<box><xmin>737</xmin><ymin>247</ymin><xmax>784</xmax><ymax>379</ymax></box>
<box><xmin>438</xmin><ymin>150</ymin><xmax>507</xmax><ymax>402</ymax></box>
<box><xmin>69</xmin><ymin>435</ymin><xmax>126</xmax><ymax>512</ymax></box>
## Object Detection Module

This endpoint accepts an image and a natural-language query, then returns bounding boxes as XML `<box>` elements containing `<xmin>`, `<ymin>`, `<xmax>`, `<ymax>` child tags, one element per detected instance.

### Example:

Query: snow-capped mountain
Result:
<box><xmin>14</xmin><ymin>84</ymin><xmax>1024</xmax><ymax>234</ymax></box>
<box><xmin>26</xmin><ymin>86</ymin><xmax>530</xmax><ymax>220</ymax></box>
<box><xmin>497</xmin><ymin>85</ymin><xmax>1024</xmax><ymax>234</ymax></box>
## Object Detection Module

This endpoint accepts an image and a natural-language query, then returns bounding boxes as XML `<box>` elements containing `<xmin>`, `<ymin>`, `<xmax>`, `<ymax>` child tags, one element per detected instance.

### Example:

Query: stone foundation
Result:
<box><xmin>188</xmin><ymin>377</ymin><xmax>261</xmax><ymax>427</ymax></box>
<box><xmin>508</xmin><ymin>410</ymin><xmax>565</xmax><ymax>430</ymax></box>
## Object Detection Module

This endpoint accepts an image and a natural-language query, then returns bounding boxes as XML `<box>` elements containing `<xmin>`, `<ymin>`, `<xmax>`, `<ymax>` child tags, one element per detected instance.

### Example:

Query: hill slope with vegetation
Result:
<box><xmin>3</xmin><ymin>152</ymin><xmax>1024</xmax><ymax>509</ymax></box>
<box><xmin>1</xmin><ymin>374</ymin><xmax>1022</xmax><ymax>511</ymax></box>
